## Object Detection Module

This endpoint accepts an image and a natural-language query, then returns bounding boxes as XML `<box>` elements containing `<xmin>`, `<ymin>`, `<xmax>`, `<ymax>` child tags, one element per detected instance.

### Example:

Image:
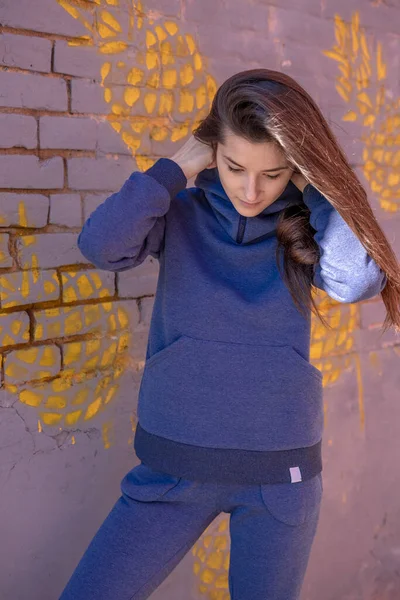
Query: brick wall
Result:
<box><xmin>1</xmin><ymin>1</ymin><xmax>400</xmax><ymax>599</ymax></box>
<box><xmin>0</xmin><ymin>0</ymin><xmax>164</xmax><ymax>435</ymax></box>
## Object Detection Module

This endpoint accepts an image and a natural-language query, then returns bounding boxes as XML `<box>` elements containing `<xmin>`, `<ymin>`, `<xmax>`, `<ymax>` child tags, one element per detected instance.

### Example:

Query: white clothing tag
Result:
<box><xmin>290</xmin><ymin>466</ymin><xmax>302</xmax><ymax>483</ymax></box>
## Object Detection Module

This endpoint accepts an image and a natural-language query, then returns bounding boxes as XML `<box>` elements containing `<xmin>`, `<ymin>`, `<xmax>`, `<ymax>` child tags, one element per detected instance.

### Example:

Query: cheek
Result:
<box><xmin>218</xmin><ymin>171</ymin><xmax>237</xmax><ymax>194</ymax></box>
<box><xmin>269</xmin><ymin>176</ymin><xmax>291</xmax><ymax>198</ymax></box>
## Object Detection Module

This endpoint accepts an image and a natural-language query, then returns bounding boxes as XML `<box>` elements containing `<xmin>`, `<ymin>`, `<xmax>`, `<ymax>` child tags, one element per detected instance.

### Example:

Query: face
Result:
<box><xmin>215</xmin><ymin>129</ymin><xmax>294</xmax><ymax>216</ymax></box>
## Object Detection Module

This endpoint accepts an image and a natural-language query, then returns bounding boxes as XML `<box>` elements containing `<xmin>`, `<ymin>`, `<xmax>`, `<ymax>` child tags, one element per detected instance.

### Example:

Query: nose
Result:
<box><xmin>245</xmin><ymin>176</ymin><xmax>260</xmax><ymax>203</ymax></box>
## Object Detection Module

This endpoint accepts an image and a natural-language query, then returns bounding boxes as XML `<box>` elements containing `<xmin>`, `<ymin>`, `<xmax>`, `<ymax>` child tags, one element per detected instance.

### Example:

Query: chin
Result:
<box><xmin>236</xmin><ymin>201</ymin><xmax>267</xmax><ymax>216</ymax></box>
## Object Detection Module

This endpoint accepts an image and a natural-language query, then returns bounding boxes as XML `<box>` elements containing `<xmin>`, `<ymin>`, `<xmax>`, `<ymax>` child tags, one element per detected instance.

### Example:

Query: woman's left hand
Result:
<box><xmin>291</xmin><ymin>172</ymin><xmax>308</xmax><ymax>193</ymax></box>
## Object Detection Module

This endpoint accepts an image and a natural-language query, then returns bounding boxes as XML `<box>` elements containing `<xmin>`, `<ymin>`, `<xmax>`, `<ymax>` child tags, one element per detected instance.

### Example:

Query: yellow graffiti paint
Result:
<box><xmin>180</xmin><ymin>63</ymin><xmax>194</xmax><ymax>86</ymax></box>
<box><xmin>45</xmin><ymin>395</ymin><xmax>67</xmax><ymax>409</ymax></box>
<box><xmin>164</xmin><ymin>21</ymin><xmax>178</xmax><ymax>36</ymax></box>
<box><xmin>144</xmin><ymin>92</ymin><xmax>157</xmax><ymax>113</ymax></box>
<box><xmin>325</xmin><ymin>11</ymin><xmax>400</xmax><ymax>212</ymax></box>
<box><xmin>20</xmin><ymin>390</ymin><xmax>43</xmax><ymax>407</ymax></box>
<box><xmin>99</xmin><ymin>41</ymin><xmax>128</xmax><ymax>54</ymax></box>
<box><xmin>72</xmin><ymin>388</ymin><xmax>90</xmax><ymax>406</ymax></box>
<box><xmin>163</xmin><ymin>69</ymin><xmax>177</xmax><ymax>89</ymax></box>
<box><xmin>159</xmin><ymin>91</ymin><xmax>174</xmax><ymax>114</ymax></box>
<box><xmin>40</xmin><ymin>412</ymin><xmax>63</xmax><ymax>426</ymax></box>
<box><xmin>58</xmin><ymin>0</ymin><xmax>216</xmax><ymax>172</ymax></box>
<box><xmin>22</xmin><ymin>235</ymin><xmax>36</xmax><ymax>247</ymax></box>
<box><xmin>101</xmin><ymin>10</ymin><xmax>122</xmax><ymax>32</ymax></box>
<box><xmin>65</xmin><ymin>411</ymin><xmax>82</xmax><ymax>426</ymax></box>
<box><xmin>127</xmin><ymin>67</ymin><xmax>144</xmax><ymax>85</ymax></box>
<box><xmin>85</xmin><ymin>397</ymin><xmax>102</xmax><ymax>420</ymax></box>
<box><xmin>194</xmin><ymin>53</ymin><xmax>202</xmax><ymax>71</ymax></box>
<box><xmin>18</xmin><ymin>201</ymin><xmax>28</xmax><ymax>227</ymax></box>
<box><xmin>39</xmin><ymin>346</ymin><xmax>58</xmax><ymax>367</ymax></box>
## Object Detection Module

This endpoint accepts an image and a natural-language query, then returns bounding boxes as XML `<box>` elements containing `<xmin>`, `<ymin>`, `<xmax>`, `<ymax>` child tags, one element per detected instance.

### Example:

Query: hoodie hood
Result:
<box><xmin>194</xmin><ymin>167</ymin><xmax>305</xmax><ymax>244</ymax></box>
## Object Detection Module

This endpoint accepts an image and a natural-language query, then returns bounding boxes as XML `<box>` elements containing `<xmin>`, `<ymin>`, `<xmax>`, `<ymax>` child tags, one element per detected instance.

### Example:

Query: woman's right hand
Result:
<box><xmin>170</xmin><ymin>135</ymin><xmax>216</xmax><ymax>180</ymax></box>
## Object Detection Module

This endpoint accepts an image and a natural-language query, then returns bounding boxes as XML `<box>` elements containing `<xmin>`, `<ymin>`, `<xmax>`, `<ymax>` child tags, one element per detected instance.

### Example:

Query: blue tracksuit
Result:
<box><xmin>59</xmin><ymin>158</ymin><xmax>386</xmax><ymax>600</ymax></box>
<box><xmin>76</xmin><ymin>157</ymin><xmax>385</xmax><ymax>485</ymax></box>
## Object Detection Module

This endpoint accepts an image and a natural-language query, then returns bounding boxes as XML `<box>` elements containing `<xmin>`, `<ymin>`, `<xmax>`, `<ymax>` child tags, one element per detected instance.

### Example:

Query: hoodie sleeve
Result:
<box><xmin>302</xmin><ymin>184</ymin><xmax>387</xmax><ymax>303</ymax></box>
<box><xmin>77</xmin><ymin>158</ymin><xmax>187</xmax><ymax>272</ymax></box>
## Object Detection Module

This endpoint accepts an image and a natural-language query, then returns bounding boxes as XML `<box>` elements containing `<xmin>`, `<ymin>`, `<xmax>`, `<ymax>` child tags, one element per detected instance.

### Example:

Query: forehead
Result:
<box><xmin>218</xmin><ymin>130</ymin><xmax>287</xmax><ymax>170</ymax></box>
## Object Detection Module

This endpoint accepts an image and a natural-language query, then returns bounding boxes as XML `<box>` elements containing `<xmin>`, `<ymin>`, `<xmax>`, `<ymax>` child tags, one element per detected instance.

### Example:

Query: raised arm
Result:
<box><xmin>302</xmin><ymin>184</ymin><xmax>387</xmax><ymax>303</ymax></box>
<box><xmin>77</xmin><ymin>158</ymin><xmax>187</xmax><ymax>272</ymax></box>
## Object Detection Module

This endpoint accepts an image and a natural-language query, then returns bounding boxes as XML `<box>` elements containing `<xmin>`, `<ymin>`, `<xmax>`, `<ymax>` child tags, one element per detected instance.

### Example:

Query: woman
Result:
<box><xmin>59</xmin><ymin>69</ymin><xmax>400</xmax><ymax>600</ymax></box>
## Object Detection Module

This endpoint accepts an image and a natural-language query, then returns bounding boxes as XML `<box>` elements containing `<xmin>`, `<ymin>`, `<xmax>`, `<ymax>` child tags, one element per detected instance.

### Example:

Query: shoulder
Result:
<box><xmin>173</xmin><ymin>185</ymin><xmax>206</xmax><ymax>206</ymax></box>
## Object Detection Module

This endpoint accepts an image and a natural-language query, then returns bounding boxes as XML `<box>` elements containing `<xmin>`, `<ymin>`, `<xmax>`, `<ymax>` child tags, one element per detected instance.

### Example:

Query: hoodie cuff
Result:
<box><xmin>139</xmin><ymin>158</ymin><xmax>187</xmax><ymax>199</ymax></box>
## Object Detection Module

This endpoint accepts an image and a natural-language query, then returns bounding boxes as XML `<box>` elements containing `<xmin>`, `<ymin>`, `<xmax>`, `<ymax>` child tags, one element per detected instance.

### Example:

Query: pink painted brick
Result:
<box><xmin>49</xmin><ymin>194</ymin><xmax>82</xmax><ymax>228</ymax></box>
<box><xmin>0</xmin><ymin>193</ymin><xmax>49</xmax><ymax>227</ymax></box>
<box><xmin>117</xmin><ymin>257</ymin><xmax>159</xmax><ymax>298</ymax></box>
<box><xmin>138</xmin><ymin>296</ymin><xmax>155</xmax><ymax>328</ymax></box>
<box><xmin>279</xmin><ymin>40</ymin><xmax>344</xmax><ymax>79</ymax></box>
<box><xmin>149</xmin><ymin>135</ymin><xmax>182</xmax><ymax>161</ymax></box>
<box><xmin>97</xmin><ymin>121</ymin><xmax>132</xmax><ymax>155</ymax></box>
<box><xmin>360</xmin><ymin>300</ymin><xmax>387</xmax><ymax>330</ymax></box>
<box><xmin>0</xmin><ymin>270</ymin><xmax>60</xmax><ymax>308</ymax></box>
<box><xmin>255</xmin><ymin>0</ymin><xmax>322</xmax><ymax>17</ymax></box>
<box><xmin>0</xmin><ymin>311</ymin><xmax>30</xmax><ymax>346</ymax></box>
<box><xmin>268</xmin><ymin>6</ymin><xmax>335</xmax><ymax>49</ymax></box>
<box><xmin>0</xmin><ymin>0</ymin><xmax>92</xmax><ymax>37</ymax></box>
<box><xmin>61</xmin><ymin>268</ymin><xmax>115</xmax><ymax>302</ymax></box>
<box><xmin>71</xmin><ymin>80</ymin><xmax>109</xmax><ymax>115</ymax></box>
<box><xmin>352</xmin><ymin>322</ymin><xmax>399</xmax><ymax>353</ymax></box>
<box><xmin>54</xmin><ymin>40</ymin><xmax>103</xmax><ymax>80</ymax></box>
<box><xmin>0</xmin><ymin>234</ymin><xmax>13</xmax><ymax>267</ymax></box>
<box><xmin>0</xmin><ymin>156</ymin><xmax>64</xmax><ymax>189</ymax></box>
<box><xmin>150</xmin><ymin>0</ymin><xmax>181</xmax><ymax>17</ymax></box>
<box><xmin>68</xmin><ymin>157</ymin><xmax>135</xmax><ymax>191</ymax></box>
<box><xmin>196</xmin><ymin>23</ymin><xmax>280</xmax><ymax>65</ymax></box>
<box><xmin>4</xmin><ymin>345</ymin><xmax>61</xmax><ymax>385</ymax></box>
<box><xmin>0</xmin><ymin>71</ymin><xmax>67</xmax><ymax>111</ymax></box>
<box><xmin>83</xmin><ymin>193</ymin><xmax>109</xmax><ymax>220</ymax></box>
<box><xmin>0</xmin><ymin>33</ymin><xmax>52</xmax><ymax>72</ymax></box>
<box><xmin>186</xmin><ymin>0</ymin><xmax>269</xmax><ymax>31</ymax></box>
<box><xmin>206</xmin><ymin>57</ymin><xmax>262</xmax><ymax>89</ymax></box>
<box><xmin>40</xmin><ymin>116</ymin><xmax>97</xmax><ymax>150</ymax></box>
<box><xmin>16</xmin><ymin>233</ymin><xmax>90</xmax><ymax>269</ymax></box>
<box><xmin>0</xmin><ymin>114</ymin><xmax>37</xmax><ymax>150</ymax></box>
<box><xmin>302</xmin><ymin>75</ymin><xmax>348</xmax><ymax>110</ymax></box>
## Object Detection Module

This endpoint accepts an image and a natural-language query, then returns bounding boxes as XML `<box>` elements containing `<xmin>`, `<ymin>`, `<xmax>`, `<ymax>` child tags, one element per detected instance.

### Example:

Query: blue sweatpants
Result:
<box><xmin>59</xmin><ymin>462</ymin><xmax>323</xmax><ymax>600</ymax></box>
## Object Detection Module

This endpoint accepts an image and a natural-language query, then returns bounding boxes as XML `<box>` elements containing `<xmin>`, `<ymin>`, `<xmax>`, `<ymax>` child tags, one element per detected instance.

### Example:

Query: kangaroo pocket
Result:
<box><xmin>137</xmin><ymin>335</ymin><xmax>323</xmax><ymax>451</ymax></box>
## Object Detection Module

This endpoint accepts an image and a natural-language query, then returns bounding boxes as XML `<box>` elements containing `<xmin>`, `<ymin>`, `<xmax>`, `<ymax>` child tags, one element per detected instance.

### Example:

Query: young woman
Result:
<box><xmin>59</xmin><ymin>69</ymin><xmax>400</xmax><ymax>600</ymax></box>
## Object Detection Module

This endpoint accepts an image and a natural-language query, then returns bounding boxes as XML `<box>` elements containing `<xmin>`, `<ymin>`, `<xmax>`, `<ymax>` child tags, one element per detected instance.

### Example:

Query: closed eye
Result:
<box><xmin>227</xmin><ymin>165</ymin><xmax>280</xmax><ymax>179</ymax></box>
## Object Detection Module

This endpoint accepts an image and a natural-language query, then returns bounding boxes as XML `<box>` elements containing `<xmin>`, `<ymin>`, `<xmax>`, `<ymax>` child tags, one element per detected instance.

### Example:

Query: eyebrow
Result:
<box><xmin>223</xmin><ymin>155</ymin><xmax>289</xmax><ymax>172</ymax></box>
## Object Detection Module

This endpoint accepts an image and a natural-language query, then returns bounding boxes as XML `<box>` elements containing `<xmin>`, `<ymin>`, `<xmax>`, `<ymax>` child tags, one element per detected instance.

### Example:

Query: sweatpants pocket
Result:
<box><xmin>260</xmin><ymin>472</ymin><xmax>323</xmax><ymax>527</ymax></box>
<box><xmin>120</xmin><ymin>462</ymin><xmax>183</xmax><ymax>502</ymax></box>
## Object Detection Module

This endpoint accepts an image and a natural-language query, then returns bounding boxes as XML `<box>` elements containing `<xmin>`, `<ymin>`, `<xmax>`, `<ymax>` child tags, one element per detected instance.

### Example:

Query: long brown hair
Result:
<box><xmin>193</xmin><ymin>68</ymin><xmax>400</xmax><ymax>333</ymax></box>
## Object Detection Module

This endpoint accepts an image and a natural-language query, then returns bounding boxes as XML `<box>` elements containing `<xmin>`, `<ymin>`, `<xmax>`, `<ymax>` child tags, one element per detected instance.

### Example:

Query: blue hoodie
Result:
<box><xmin>77</xmin><ymin>158</ymin><xmax>386</xmax><ymax>484</ymax></box>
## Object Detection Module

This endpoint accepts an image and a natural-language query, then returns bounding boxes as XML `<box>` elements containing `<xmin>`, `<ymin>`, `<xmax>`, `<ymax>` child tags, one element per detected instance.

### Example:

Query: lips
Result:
<box><xmin>240</xmin><ymin>199</ymin><xmax>261</xmax><ymax>206</ymax></box>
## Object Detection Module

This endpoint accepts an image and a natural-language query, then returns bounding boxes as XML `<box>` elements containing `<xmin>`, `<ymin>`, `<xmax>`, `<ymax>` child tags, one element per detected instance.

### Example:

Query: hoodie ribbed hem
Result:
<box><xmin>134</xmin><ymin>422</ymin><xmax>322</xmax><ymax>485</ymax></box>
